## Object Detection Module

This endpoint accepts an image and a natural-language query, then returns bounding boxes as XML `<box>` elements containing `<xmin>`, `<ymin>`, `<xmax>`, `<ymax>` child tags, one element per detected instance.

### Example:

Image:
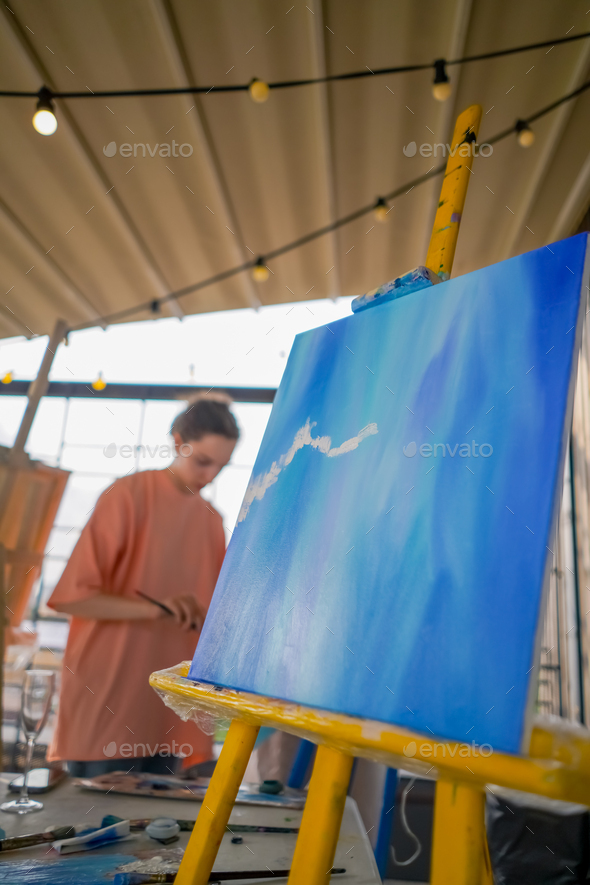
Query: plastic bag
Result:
<box><xmin>486</xmin><ymin>787</ymin><xmax>589</xmax><ymax>884</ymax></box>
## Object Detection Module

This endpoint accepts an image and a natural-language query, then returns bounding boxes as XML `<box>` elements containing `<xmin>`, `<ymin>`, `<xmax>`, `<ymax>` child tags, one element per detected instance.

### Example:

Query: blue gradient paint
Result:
<box><xmin>190</xmin><ymin>235</ymin><xmax>589</xmax><ymax>754</ymax></box>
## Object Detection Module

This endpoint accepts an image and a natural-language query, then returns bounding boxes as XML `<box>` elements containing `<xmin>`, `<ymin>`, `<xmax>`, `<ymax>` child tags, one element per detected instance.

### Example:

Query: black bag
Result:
<box><xmin>486</xmin><ymin>787</ymin><xmax>589</xmax><ymax>884</ymax></box>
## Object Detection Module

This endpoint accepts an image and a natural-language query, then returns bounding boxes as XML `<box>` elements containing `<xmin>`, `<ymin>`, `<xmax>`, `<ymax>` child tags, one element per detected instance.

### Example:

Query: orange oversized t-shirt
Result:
<box><xmin>47</xmin><ymin>469</ymin><xmax>225</xmax><ymax>762</ymax></box>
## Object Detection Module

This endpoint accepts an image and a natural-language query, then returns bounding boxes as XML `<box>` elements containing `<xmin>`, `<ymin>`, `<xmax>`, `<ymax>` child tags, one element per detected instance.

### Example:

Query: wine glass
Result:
<box><xmin>1</xmin><ymin>670</ymin><xmax>55</xmax><ymax>814</ymax></box>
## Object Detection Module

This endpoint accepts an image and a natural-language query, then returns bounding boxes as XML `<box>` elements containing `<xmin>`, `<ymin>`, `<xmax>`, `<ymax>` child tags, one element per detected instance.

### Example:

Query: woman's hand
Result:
<box><xmin>164</xmin><ymin>595</ymin><xmax>206</xmax><ymax>632</ymax></box>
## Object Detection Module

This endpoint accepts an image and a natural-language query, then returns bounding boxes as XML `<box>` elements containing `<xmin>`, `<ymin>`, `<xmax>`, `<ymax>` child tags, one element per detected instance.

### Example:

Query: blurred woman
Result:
<box><xmin>48</xmin><ymin>395</ymin><xmax>238</xmax><ymax>777</ymax></box>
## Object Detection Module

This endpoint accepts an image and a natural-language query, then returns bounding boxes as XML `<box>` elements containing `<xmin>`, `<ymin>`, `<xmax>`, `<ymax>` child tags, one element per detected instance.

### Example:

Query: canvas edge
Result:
<box><xmin>520</xmin><ymin>232</ymin><xmax>590</xmax><ymax>755</ymax></box>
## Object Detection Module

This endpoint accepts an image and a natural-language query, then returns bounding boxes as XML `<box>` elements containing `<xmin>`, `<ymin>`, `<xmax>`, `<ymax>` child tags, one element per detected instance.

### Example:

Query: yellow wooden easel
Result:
<box><xmin>150</xmin><ymin>104</ymin><xmax>590</xmax><ymax>884</ymax></box>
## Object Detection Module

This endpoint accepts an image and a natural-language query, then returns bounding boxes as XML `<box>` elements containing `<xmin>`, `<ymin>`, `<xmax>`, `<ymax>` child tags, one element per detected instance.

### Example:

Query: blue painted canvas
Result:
<box><xmin>190</xmin><ymin>234</ymin><xmax>589</xmax><ymax>754</ymax></box>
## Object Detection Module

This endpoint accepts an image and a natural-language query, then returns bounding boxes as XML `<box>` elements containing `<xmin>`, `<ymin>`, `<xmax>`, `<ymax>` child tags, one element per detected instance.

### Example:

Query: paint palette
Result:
<box><xmin>0</xmin><ymin>854</ymin><xmax>137</xmax><ymax>884</ymax></box>
<box><xmin>76</xmin><ymin>772</ymin><xmax>306</xmax><ymax>808</ymax></box>
<box><xmin>190</xmin><ymin>235</ymin><xmax>589</xmax><ymax>754</ymax></box>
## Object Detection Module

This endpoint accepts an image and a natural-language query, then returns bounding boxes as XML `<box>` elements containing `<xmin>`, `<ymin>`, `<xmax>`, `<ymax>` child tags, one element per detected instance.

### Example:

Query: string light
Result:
<box><xmin>3</xmin><ymin>31</ymin><xmax>590</xmax><ymax>121</ymax></box>
<box><xmin>252</xmin><ymin>257</ymin><xmax>269</xmax><ymax>282</ymax></box>
<box><xmin>66</xmin><ymin>78</ymin><xmax>590</xmax><ymax>333</ymax></box>
<box><xmin>249</xmin><ymin>78</ymin><xmax>270</xmax><ymax>103</ymax></box>
<box><xmin>515</xmin><ymin>119</ymin><xmax>535</xmax><ymax>147</ymax></box>
<box><xmin>1</xmin><ymin>371</ymin><xmax>13</xmax><ymax>384</ymax></box>
<box><xmin>92</xmin><ymin>372</ymin><xmax>106</xmax><ymax>391</ymax></box>
<box><xmin>374</xmin><ymin>197</ymin><xmax>389</xmax><ymax>222</ymax></box>
<box><xmin>432</xmin><ymin>59</ymin><xmax>451</xmax><ymax>101</ymax></box>
<box><xmin>4</xmin><ymin>32</ymin><xmax>588</xmax><ymax>107</ymax></box>
<box><xmin>32</xmin><ymin>87</ymin><xmax>58</xmax><ymax>136</ymax></box>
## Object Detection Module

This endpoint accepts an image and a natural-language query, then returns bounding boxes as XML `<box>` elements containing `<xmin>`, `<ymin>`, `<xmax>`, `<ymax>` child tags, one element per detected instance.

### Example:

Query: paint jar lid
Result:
<box><xmin>146</xmin><ymin>818</ymin><xmax>180</xmax><ymax>841</ymax></box>
<box><xmin>259</xmin><ymin>779</ymin><xmax>283</xmax><ymax>794</ymax></box>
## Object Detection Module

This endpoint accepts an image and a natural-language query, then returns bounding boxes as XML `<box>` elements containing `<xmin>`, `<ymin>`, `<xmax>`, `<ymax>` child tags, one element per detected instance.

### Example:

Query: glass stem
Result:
<box><xmin>20</xmin><ymin>736</ymin><xmax>36</xmax><ymax>802</ymax></box>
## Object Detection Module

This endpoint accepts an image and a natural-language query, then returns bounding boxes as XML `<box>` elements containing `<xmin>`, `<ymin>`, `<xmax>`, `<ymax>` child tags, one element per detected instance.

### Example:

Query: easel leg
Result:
<box><xmin>174</xmin><ymin>718</ymin><xmax>259</xmax><ymax>885</ymax></box>
<box><xmin>481</xmin><ymin>828</ymin><xmax>494</xmax><ymax>885</ymax></box>
<box><xmin>374</xmin><ymin>767</ymin><xmax>398</xmax><ymax>878</ymax></box>
<box><xmin>430</xmin><ymin>780</ymin><xmax>486</xmax><ymax>885</ymax></box>
<box><xmin>288</xmin><ymin>745</ymin><xmax>354</xmax><ymax>884</ymax></box>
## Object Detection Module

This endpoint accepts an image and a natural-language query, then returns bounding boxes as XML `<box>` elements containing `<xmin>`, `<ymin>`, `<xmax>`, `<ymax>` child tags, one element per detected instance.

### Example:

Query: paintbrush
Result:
<box><xmin>135</xmin><ymin>590</ymin><xmax>174</xmax><ymax>616</ymax></box>
<box><xmin>0</xmin><ymin>825</ymin><xmax>76</xmax><ymax>852</ymax></box>
<box><xmin>102</xmin><ymin>814</ymin><xmax>299</xmax><ymax>834</ymax></box>
<box><xmin>135</xmin><ymin>590</ymin><xmax>198</xmax><ymax>630</ymax></box>
<box><xmin>114</xmin><ymin>869</ymin><xmax>345</xmax><ymax>884</ymax></box>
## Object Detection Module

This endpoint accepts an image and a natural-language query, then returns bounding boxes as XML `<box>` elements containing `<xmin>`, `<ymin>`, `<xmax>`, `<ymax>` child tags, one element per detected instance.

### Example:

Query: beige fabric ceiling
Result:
<box><xmin>1</xmin><ymin>0</ymin><xmax>590</xmax><ymax>341</ymax></box>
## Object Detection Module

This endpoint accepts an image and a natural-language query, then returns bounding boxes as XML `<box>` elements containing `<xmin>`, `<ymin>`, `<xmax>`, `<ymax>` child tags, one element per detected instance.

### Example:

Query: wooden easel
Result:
<box><xmin>151</xmin><ymin>658</ymin><xmax>590</xmax><ymax>885</ymax></box>
<box><xmin>150</xmin><ymin>104</ymin><xmax>590</xmax><ymax>884</ymax></box>
<box><xmin>0</xmin><ymin>320</ymin><xmax>70</xmax><ymax>771</ymax></box>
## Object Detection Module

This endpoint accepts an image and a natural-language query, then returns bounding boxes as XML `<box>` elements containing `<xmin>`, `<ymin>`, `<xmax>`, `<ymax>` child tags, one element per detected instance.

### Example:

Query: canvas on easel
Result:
<box><xmin>190</xmin><ymin>234</ymin><xmax>590</xmax><ymax>756</ymax></box>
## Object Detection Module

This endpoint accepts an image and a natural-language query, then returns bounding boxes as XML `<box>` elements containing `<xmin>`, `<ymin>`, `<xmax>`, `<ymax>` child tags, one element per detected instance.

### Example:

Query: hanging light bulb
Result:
<box><xmin>1</xmin><ymin>370</ymin><xmax>13</xmax><ymax>384</ymax></box>
<box><xmin>515</xmin><ymin>119</ymin><xmax>535</xmax><ymax>147</ymax></box>
<box><xmin>32</xmin><ymin>87</ymin><xmax>58</xmax><ymax>136</ymax></box>
<box><xmin>252</xmin><ymin>257</ymin><xmax>269</xmax><ymax>282</ymax></box>
<box><xmin>249</xmin><ymin>78</ymin><xmax>270</xmax><ymax>103</ymax></box>
<box><xmin>92</xmin><ymin>372</ymin><xmax>107</xmax><ymax>391</ymax></box>
<box><xmin>432</xmin><ymin>59</ymin><xmax>451</xmax><ymax>102</ymax></box>
<box><xmin>374</xmin><ymin>197</ymin><xmax>389</xmax><ymax>223</ymax></box>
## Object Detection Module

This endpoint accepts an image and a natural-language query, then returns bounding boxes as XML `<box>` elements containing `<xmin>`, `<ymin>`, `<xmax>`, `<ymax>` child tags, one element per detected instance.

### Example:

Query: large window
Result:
<box><xmin>0</xmin><ymin>298</ymin><xmax>353</xmax><ymax>622</ymax></box>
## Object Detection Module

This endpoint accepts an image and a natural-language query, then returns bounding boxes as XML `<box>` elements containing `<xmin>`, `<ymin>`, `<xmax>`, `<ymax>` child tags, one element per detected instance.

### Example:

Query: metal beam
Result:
<box><xmin>306</xmin><ymin>0</ymin><xmax>342</xmax><ymax>300</ymax></box>
<box><xmin>149</xmin><ymin>0</ymin><xmax>261</xmax><ymax>310</ymax></box>
<box><xmin>0</xmin><ymin>380</ymin><xmax>276</xmax><ymax>403</ymax></box>
<box><xmin>12</xmin><ymin>318</ymin><xmax>68</xmax><ymax>453</ymax></box>
<box><xmin>502</xmin><ymin>41</ymin><xmax>590</xmax><ymax>259</ymax></box>
<box><xmin>420</xmin><ymin>0</ymin><xmax>474</xmax><ymax>262</ymax></box>
<box><xmin>0</xmin><ymin>5</ymin><xmax>184</xmax><ymax>322</ymax></box>
<box><xmin>0</xmin><ymin>195</ymin><xmax>101</xmax><ymax>323</ymax></box>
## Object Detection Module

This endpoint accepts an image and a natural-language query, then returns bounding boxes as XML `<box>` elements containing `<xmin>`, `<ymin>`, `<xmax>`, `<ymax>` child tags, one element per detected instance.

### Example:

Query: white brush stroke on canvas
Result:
<box><xmin>238</xmin><ymin>419</ymin><xmax>378</xmax><ymax>522</ymax></box>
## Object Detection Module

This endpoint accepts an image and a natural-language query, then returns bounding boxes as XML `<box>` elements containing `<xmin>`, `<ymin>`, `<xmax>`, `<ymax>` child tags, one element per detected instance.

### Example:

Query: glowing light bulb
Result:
<box><xmin>249</xmin><ymin>78</ymin><xmax>270</xmax><ymax>103</ymax></box>
<box><xmin>432</xmin><ymin>59</ymin><xmax>451</xmax><ymax>102</ymax></box>
<box><xmin>516</xmin><ymin>120</ymin><xmax>535</xmax><ymax>147</ymax></box>
<box><xmin>374</xmin><ymin>198</ymin><xmax>388</xmax><ymax>223</ymax></box>
<box><xmin>252</xmin><ymin>257</ymin><xmax>269</xmax><ymax>282</ymax></box>
<box><xmin>432</xmin><ymin>81</ymin><xmax>451</xmax><ymax>102</ymax></box>
<box><xmin>92</xmin><ymin>372</ymin><xmax>107</xmax><ymax>391</ymax></box>
<box><xmin>32</xmin><ymin>88</ymin><xmax>57</xmax><ymax>135</ymax></box>
<box><xmin>1</xmin><ymin>370</ymin><xmax>13</xmax><ymax>384</ymax></box>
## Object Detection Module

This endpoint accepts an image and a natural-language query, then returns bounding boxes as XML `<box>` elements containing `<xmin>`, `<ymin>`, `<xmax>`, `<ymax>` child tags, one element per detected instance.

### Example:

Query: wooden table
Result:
<box><xmin>0</xmin><ymin>774</ymin><xmax>381</xmax><ymax>883</ymax></box>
